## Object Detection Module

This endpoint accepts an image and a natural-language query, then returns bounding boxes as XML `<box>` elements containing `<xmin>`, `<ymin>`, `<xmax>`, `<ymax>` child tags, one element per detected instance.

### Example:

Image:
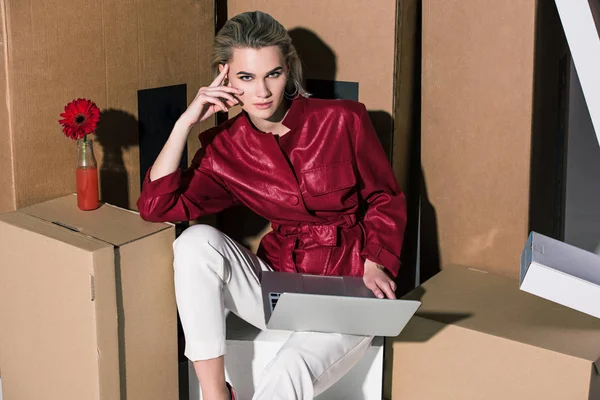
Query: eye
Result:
<box><xmin>268</xmin><ymin>71</ymin><xmax>282</xmax><ymax>78</ymax></box>
<box><xmin>239</xmin><ymin>75</ymin><xmax>253</xmax><ymax>81</ymax></box>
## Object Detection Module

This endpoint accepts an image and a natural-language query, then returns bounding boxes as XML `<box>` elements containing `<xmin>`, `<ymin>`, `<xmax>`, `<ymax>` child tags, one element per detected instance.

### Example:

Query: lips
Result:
<box><xmin>254</xmin><ymin>101</ymin><xmax>273</xmax><ymax>110</ymax></box>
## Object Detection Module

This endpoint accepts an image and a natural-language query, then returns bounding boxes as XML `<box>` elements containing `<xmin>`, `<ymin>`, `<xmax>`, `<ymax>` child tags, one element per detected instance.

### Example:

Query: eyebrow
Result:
<box><xmin>236</xmin><ymin>66</ymin><xmax>283</xmax><ymax>77</ymax></box>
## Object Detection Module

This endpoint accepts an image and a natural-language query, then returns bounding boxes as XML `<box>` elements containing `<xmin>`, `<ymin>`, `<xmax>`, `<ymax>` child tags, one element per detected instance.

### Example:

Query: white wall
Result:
<box><xmin>564</xmin><ymin>62</ymin><xmax>600</xmax><ymax>255</ymax></box>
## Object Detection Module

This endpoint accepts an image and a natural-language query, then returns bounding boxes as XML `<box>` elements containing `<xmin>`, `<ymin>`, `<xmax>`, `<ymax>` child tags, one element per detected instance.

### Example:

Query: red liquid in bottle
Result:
<box><xmin>76</xmin><ymin>166</ymin><xmax>99</xmax><ymax>210</ymax></box>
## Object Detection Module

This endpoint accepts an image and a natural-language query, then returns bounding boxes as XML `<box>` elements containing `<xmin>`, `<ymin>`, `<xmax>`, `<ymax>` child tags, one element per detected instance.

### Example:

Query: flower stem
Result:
<box><xmin>82</xmin><ymin>134</ymin><xmax>87</xmax><ymax>167</ymax></box>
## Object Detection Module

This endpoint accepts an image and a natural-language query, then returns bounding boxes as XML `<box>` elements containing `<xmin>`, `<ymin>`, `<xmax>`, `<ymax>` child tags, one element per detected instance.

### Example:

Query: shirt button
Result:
<box><xmin>288</xmin><ymin>195</ymin><xmax>299</xmax><ymax>205</ymax></box>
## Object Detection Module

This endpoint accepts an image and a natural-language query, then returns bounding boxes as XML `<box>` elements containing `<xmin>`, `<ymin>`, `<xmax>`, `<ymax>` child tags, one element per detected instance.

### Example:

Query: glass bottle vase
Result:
<box><xmin>76</xmin><ymin>137</ymin><xmax>100</xmax><ymax>210</ymax></box>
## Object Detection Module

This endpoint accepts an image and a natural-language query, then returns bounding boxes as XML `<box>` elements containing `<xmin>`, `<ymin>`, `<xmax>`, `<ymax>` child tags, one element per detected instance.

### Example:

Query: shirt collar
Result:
<box><xmin>234</xmin><ymin>95</ymin><xmax>307</xmax><ymax>136</ymax></box>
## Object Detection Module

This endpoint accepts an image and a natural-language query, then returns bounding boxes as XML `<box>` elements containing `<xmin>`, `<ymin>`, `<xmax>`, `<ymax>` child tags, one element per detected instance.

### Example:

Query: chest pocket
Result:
<box><xmin>301</xmin><ymin>160</ymin><xmax>358</xmax><ymax>211</ymax></box>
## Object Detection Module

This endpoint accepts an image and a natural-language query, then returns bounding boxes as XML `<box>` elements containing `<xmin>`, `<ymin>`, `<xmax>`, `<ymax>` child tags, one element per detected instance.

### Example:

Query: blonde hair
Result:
<box><xmin>212</xmin><ymin>11</ymin><xmax>310</xmax><ymax>98</ymax></box>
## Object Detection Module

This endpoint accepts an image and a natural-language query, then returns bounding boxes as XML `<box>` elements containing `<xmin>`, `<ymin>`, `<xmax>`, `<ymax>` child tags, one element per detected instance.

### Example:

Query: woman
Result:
<box><xmin>138</xmin><ymin>11</ymin><xmax>407</xmax><ymax>400</ymax></box>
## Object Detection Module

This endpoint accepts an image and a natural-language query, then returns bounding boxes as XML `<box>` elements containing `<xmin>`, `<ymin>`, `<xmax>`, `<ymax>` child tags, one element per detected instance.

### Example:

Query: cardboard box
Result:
<box><xmin>420</xmin><ymin>0</ymin><xmax>571</xmax><ymax>278</ymax></box>
<box><xmin>0</xmin><ymin>195</ymin><xmax>177</xmax><ymax>400</ymax></box>
<box><xmin>385</xmin><ymin>266</ymin><xmax>600</xmax><ymax>400</ymax></box>
<box><xmin>0</xmin><ymin>0</ymin><xmax>215</xmax><ymax>213</ymax></box>
<box><xmin>521</xmin><ymin>231</ymin><xmax>600</xmax><ymax>319</ymax></box>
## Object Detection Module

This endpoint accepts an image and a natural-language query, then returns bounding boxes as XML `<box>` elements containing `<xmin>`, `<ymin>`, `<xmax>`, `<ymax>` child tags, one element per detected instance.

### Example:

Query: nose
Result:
<box><xmin>256</xmin><ymin>79</ymin><xmax>271</xmax><ymax>98</ymax></box>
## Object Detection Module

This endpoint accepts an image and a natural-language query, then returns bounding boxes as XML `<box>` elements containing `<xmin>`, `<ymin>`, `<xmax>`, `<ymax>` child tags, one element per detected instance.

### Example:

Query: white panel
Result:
<box><xmin>555</xmin><ymin>0</ymin><xmax>600</xmax><ymax>147</ymax></box>
<box><xmin>564</xmin><ymin>62</ymin><xmax>600</xmax><ymax>255</ymax></box>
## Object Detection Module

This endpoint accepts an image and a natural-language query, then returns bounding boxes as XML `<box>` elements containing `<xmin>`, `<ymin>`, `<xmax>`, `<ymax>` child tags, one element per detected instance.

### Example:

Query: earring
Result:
<box><xmin>284</xmin><ymin>80</ymin><xmax>299</xmax><ymax>100</ymax></box>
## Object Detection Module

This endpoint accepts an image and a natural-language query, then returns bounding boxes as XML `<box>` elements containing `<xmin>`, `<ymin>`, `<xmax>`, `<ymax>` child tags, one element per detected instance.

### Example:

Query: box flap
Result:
<box><xmin>0</xmin><ymin>211</ymin><xmax>109</xmax><ymax>252</ymax></box>
<box><xmin>403</xmin><ymin>265</ymin><xmax>600</xmax><ymax>364</ymax></box>
<box><xmin>19</xmin><ymin>194</ymin><xmax>172</xmax><ymax>246</ymax></box>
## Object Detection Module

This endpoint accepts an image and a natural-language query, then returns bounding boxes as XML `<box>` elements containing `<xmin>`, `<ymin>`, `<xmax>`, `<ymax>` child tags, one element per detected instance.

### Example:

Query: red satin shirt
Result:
<box><xmin>137</xmin><ymin>96</ymin><xmax>407</xmax><ymax>278</ymax></box>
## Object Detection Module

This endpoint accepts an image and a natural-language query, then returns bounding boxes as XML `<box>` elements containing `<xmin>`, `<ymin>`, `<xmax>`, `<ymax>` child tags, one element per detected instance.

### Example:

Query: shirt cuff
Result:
<box><xmin>361</xmin><ymin>243</ymin><xmax>401</xmax><ymax>278</ymax></box>
<box><xmin>142</xmin><ymin>167</ymin><xmax>182</xmax><ymax>197</ymax></box>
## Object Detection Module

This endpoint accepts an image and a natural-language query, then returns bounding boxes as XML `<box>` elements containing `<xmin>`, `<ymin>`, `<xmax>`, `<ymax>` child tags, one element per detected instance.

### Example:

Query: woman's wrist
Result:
<box><xmin>173</xmin><ymin>117</ymin><xmax>194</xmax><ymax>137</ymax></box>
<box><xmin>364</xmin><ymin>258</ymin><xmax>384</xmax><ymax>270</ymax></box>
<box><xmin>167</xmin><ymin>118</ymin><xmax>195</xmax><ymax>147</ymax></box>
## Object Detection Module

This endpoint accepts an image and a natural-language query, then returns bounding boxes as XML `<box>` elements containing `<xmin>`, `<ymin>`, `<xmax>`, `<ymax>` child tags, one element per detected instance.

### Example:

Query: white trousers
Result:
<box><xmin>173</xmin><ymin>224</ymin><xmax>373</xmax><ymax>400</ymax></box>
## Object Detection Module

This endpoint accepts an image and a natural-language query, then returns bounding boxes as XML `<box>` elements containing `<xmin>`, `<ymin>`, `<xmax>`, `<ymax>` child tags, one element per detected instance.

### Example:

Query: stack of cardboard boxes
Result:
<box><xmin>1</xmin><ymin>0</ymin><xmax>599</xmax><ymax>399</ymax></box>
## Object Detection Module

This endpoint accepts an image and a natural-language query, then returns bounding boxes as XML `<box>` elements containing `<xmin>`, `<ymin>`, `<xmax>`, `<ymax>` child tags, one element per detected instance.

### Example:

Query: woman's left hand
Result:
<box><xmin>363</xmin><ymin>259</ymin><xmax>397</xmax><ymax>299</ymax></box>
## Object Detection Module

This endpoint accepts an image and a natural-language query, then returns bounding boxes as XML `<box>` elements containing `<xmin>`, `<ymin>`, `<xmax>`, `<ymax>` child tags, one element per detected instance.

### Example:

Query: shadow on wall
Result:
<box><xmin>95</xmin><ymin>109</ymin><xmax>138</xmax><ymax>209</ymax></box>
<box><xmin>290</xmin><ymin>27</ymin><xmax>394</xmax><ymax>158</ymax></box>
<box><xmin>419</xmin><ymin>169</ymin><xmax>441</xmax><ymax>284</ymax></box>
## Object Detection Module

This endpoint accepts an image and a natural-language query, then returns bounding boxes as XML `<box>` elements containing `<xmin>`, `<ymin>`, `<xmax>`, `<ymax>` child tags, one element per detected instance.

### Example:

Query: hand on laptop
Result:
<box><xmin>363</xmin><ymin>259</ymin><xmax>397</xmax><ymax>299</ymax></box>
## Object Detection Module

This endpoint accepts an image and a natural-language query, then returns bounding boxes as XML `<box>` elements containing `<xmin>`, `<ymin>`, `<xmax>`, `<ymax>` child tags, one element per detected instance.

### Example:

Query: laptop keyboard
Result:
<box><xmin>269</xmin><ymin>292</ymin><xmax>281</xmax><ymax>312</ymax></box>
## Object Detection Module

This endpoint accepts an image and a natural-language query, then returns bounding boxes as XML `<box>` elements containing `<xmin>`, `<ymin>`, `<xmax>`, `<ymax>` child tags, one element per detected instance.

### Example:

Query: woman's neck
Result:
<box><xmin>248</xmin><ymin>98</ymin><xmax>292</xmax><ymax>136</ymax></box>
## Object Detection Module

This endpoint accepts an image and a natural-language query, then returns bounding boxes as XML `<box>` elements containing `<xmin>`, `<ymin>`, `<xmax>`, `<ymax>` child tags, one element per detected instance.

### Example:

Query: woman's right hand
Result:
<box><xmin>179</xmin><ymin>64</ymin><xmax>243</xmax><ymax>128</ymax></box>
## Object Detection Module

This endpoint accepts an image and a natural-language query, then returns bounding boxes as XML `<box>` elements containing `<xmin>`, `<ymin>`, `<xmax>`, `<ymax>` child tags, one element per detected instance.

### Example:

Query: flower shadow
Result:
<box><xmin>94</xmin><ymin>108</ymin><xmax>139</xmax><ymax>209</ymax></box>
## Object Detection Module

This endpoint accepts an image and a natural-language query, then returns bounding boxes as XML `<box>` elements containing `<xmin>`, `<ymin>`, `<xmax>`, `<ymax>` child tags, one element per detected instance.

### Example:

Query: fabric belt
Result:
<box><xmin>271</xmin><ymin>214</ymin><xmax>357</xmax><ymax>272</ymax></box>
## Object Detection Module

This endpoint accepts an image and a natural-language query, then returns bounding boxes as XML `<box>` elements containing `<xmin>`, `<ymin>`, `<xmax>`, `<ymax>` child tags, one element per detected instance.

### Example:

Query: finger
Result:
<box><xmin>209</xmin><ymin>64</ymin><xmax>229</xmax><ymax>87</ymax></box>
<box><xmin>201</xmin><ymin>95</ymin><xmax>228</xmax><ymax>113</ymax></box>
<box><xmin>203</xmin><ymin>92</ymin><xmax>238</xmax><ymax>108</ymax></box>
<box><xmin>200</xmin><ymin>88</ymin><xmax>244</xmax><ymax>105</ymax></box>
<box><xmin>390</xmin><ymin>280</ymin><xmax>397</xmax><ymax>292</ymax></box>
<box><xmin>372</xmin><ymin>287</ymin><xmax>385</xmax><ymax>299</ymax></box>
<box><xmin>225</xmin><ymin>99</ymin><xmax>237</xmax><ymax>107</ymax></box>
<box><xmin>365</xmin><ymin>281</ymin><xmax>384</xmax><ymax>299</ymax></box>
<box><xmin>378</xmin><ymin>280</ymin><xmax>396</xmax><ymax>299</ymax></box>
<box><xmin>200</xmin><ymin>90</ymin><xmax>239</xmax><ymax>105</ymax></box>
<box><xmin>203</xmin><ymin>86</ymin><xmax>244</xmax><ymax>95</ymax></box>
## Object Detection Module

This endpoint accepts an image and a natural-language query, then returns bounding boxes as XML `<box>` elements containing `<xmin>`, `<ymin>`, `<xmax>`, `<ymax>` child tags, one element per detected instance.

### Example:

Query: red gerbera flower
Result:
<box><xmin>58</xmin><ymin>98</ymin><xmax>100</xmax><ymax>140</ymax></box>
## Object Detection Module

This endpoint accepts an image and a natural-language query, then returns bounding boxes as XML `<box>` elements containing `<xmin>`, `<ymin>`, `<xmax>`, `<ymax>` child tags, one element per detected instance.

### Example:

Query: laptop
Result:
<box><xmin>260</xmin><ymin>271</ymin><xmax>421</xmax><ymax>337</ymax></box>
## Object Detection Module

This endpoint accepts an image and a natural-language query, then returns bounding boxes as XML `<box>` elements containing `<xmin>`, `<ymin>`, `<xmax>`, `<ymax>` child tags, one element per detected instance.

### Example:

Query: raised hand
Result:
<box><xmin>179</xmin><ymin>64</ymin><xmax>244</xmax><ymax>128</ymax></box>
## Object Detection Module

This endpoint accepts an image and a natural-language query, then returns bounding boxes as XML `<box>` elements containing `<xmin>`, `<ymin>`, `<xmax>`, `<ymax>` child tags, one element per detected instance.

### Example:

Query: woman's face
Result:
<box><xmin>222</xmin><ymin>46</ymin><xmax>289</xmax><ymax>121</ymax></box>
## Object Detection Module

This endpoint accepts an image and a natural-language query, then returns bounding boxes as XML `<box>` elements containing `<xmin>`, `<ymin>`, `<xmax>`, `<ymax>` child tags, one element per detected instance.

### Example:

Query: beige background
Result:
<box><xmin>421</xmin><ymin>0</ymin><xmax>538</xmax><ymax>277</ymax></box>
